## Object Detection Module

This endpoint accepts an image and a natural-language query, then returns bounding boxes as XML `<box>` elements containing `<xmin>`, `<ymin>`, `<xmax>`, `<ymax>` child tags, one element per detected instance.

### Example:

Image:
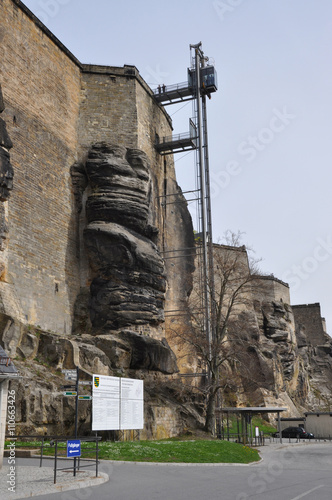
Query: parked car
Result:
<box><xmin>277</xmin><ymin>427</ymin><xmax>314</xmax><ymax>439</ymax></box>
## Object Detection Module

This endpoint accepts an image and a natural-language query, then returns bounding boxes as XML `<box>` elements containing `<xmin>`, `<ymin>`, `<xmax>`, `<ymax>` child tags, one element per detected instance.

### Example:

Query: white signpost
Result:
<box><xmin>62</xmin><ymin>369</ymin><xmax>77</xmax><ymax>381</ymax></box>
<box><xmin>92</xmin><ymin>375</ymin><xmax>144</xmax><ymax>431</ymax></box>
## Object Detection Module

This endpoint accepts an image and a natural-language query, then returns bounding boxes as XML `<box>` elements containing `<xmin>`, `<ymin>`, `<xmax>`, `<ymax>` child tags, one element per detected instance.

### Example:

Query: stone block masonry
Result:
<box><xmin>79</xmin><ymin>66</ymin><xmax>139</xmax><ymax>153</ymax></box>
<box><xmin>0</xmin><ymin>0</ymin><xmax>83</xmax><ymax>333</ymax></box>
<box><xmin>0</xmin><ymin>0</ymin><xmax>184</xmax><ymax>337</ymax></box>
<box><xmin>292</xmin><ymin>303</ymin><xmax>328</xmax><ymax>347</ymax></box>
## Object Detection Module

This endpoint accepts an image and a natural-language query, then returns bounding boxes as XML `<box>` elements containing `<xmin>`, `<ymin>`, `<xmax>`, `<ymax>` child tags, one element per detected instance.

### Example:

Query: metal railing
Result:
<box><xmin>0</xmin><ymin>356</ymin><xmax>12</xmax><ymax>366</ymax></box>
<box><xmin>5</xmin><ymin>434</ymin><xmax>101</xmax><ymax>484</ymax></box>
<box><xmin>153</xmin><ymin>81</ymin><xmax>192</xmax><ymax>96</ymax></box>
<box><xmin>216</xmin><ymin>431</ymin><xmax>266</xmax><ymax>446</ymax></box>
<box><xmin>156</xmin><ymin>131</ymin><xmax>197</xmax><ymax>145</ymax></box>
<box><xmin>265</xmin><ymin>432</ymin><xmax>332</xmax><ymax>443</ymax></box>
<box><xmin>51</xmin><ymin>436</ymin><xmax>100</xmax><ymax>484</ymax></box>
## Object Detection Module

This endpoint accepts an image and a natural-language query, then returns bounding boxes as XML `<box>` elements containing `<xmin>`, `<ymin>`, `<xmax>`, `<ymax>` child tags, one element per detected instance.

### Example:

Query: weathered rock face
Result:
<box><xmin>72</xmin><ymin>143</ymin><xmax>166</xmax><ymax>331</ymax></box>
<box><xmin>85</xmin><ymin>144</ymin><xmax>157</xmax><ymax>238</ymax></box>
<box><xmin>199</xmin><ymin>247</ymin><xmax>332</xmax><ymax>418</ymax></box>
<box><xmin>0</xmin><ymin>124</ymin><xmax>183</xmax><ymax>437</ymax></box>
<box><xmin>11</xmin><ymin>141</ymin><xmax>180</xmax><ymax>435</ymax></box>
<box><xmin>0</xmin><ymin>87</ymin><xmax>13</xmax><ymax>193</ymax></box>
<box><xmin>292</xmin><ymin>304</ymin><xmax>332</xmax><ymax>410</ymax></box>
<box><xmin>85</xmin><ymin>222</ymin><xmax>166</xmax><ymax>330</ymax></box>
<box><xmin>4</xmin><ymin>324</ymin><xmax>181</xmax><ymax>436</ymax></box>
<box><xmin>117</xmin><ymin>330</ymin><xmax>178</xmax><ymax>374</ymax></box>
<box><xmin>0</xmin><ymin>84</ymin><xmax>13</xmax><ymax>278</ymax></box>
<box><xmin>231</xmin><ymin>282</ymin><xmax>332</xmax><ymax>416</ymax></box>
<box><xmin>256</xmin><ymin>300</ymin><xmax>298</xmax><ymax>384</ymax></box>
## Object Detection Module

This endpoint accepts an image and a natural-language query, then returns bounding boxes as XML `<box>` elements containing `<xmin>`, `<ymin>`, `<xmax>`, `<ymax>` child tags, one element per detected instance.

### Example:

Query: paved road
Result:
<box><xmin>3</xmin><ymin>442</ymin><xmax>332</xmax><ymax>500</ymax></box>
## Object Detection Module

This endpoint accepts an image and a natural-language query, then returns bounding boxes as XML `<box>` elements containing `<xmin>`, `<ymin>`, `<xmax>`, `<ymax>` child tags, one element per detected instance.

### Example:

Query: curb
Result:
<box><xmin>98</xmin><ymin>458</ymin><xmax>261</xmax><ymax>467</ymax></box>
<box><xmin>50</xmin><ymin>472</ymin><xmax>109</xmax><ymax>494</ymax></box>
<box><xmin>0</xmin><ymin>469</ymin><xmax>109</xmax><ymax>499</ymax></box>
<box><xmin>4</xmin><ymin>449</ymin><xmax>39</xmax><ymax>458</ymax></box>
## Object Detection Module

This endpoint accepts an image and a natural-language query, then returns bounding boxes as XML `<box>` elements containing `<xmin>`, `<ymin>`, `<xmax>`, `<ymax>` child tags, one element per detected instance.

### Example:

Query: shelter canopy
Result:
<box><xmin>219</xmin><ymin>407</ymin><xmax>287</xmax><ymax>414</ymax></box>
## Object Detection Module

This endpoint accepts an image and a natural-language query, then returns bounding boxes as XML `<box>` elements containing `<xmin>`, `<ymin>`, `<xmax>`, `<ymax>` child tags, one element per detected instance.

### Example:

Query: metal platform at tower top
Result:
<box><xmin>153</xmin><ymin>81</ymin><xmax>194</xmax><ymax>105</ymax></box>
<box><xmin>153</xmin><ymin>65</ymin><xmax>218</xmax><ymax>106</ymax></box>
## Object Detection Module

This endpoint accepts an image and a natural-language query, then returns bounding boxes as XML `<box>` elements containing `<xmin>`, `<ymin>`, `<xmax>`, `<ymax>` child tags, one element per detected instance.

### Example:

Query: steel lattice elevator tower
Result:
<box><xmin>154</xmin><ymin>41</ymin><xmax>218</xmax><ymax>376</ymax></box>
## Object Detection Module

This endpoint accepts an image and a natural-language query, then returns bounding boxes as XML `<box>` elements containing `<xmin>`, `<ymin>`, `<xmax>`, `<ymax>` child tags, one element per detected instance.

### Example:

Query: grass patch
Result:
<box><xmin>6</xmin><ymin>439</ymin><xmax>260</xmax><ymax>464</ymax></box>
<box><xmin>252</xmin><ymin>416</ymin><xmax>276</xmax><ymax>435</ymax></box>
<box><xmin>98</xmin><ymin>440</ymin><xmax>260</xmax><ymax>463</ymax></box>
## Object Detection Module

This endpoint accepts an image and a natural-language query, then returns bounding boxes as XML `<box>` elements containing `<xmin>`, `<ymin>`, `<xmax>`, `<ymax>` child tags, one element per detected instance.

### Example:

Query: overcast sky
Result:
<box><xmin>22</xmin><ymin>0</ymin><xmax>332</xmax><ymax>333</ymax></box>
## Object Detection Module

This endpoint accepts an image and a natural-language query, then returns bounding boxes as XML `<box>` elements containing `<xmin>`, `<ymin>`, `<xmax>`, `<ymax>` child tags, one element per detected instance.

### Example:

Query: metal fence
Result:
<box><xmin>5</xmin><ymin>434</ymin><xmax>101</xmax><ymax>484</ymax></box>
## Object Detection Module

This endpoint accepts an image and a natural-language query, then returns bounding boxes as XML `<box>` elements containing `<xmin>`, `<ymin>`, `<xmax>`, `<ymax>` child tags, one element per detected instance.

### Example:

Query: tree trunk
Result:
<box><xmin>204</xmin><ymin>388</ymin><xmax>216</xmax><ymax>435</ymax></box>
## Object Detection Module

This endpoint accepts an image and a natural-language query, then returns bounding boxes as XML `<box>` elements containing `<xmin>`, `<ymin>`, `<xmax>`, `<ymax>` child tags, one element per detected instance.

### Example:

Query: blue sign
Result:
<box><xmin>67</xmin><ymin>440</ymin><xmax>81</xmax><ymax>458</ymax></box>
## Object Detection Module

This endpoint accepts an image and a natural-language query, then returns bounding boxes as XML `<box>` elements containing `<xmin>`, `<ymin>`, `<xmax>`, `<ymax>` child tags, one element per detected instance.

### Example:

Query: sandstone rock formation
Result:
<box><xmin>0</xmin><ymin>84</ymin><xmax>13</xmax><ymax>280</ymax></box>
<box><xmin>4</xmin><ymin>324</ymin><xmax>183</xmax><ymax>436</ymax></box>
<box><xmin>72</xmin><ymin>143</ymin><xmax>166</xmax><ymax>332</ymax></box>
<box><xmin>292</xmin><ymin>304</ymin><xmax>332</xmax><ymax>410</ymax></box>
<box><xmin>0</xmin><ymin>86</ymin><xmax>13</xmax><ymax>224</ymax></box>
<box><xmin>186</xmin><ymin>245</ymin><xmax>332</xmax><ymax>420</ymax></box>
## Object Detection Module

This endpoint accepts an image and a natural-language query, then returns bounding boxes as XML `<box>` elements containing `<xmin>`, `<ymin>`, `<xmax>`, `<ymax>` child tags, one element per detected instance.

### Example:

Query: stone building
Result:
<box><xmin>304</xmin><ymin>412</ymin><xmax>332</xmax><ymax>438</ymax></box>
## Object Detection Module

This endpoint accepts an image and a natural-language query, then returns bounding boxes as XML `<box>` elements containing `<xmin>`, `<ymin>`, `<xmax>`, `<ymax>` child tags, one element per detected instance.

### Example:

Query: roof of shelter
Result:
<box><xmin>304</xmin><ymin>412</ymin><xmax>332</xmax><ymax>416</ymax></box>
<box><xmin>280</xmin><ymin>417</ymin><xmax>305</xmax><ymax>421</ymax></box>
<box><xmin>217</xmin><ymin>407</ymin><xmax>287</xmax><ymax>413</ymax></box>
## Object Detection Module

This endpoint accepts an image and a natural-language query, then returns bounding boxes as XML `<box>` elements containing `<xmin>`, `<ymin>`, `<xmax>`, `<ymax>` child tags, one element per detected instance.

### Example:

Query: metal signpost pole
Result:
<box><xmin>74</xmin><ymin>366</ymin><xmax>79</xmax><ymax>476</ymax></box>
<box><xmin>278</xmin><ymin>411</ymin><xmax>282</xmax><ymax>444</ymax></box>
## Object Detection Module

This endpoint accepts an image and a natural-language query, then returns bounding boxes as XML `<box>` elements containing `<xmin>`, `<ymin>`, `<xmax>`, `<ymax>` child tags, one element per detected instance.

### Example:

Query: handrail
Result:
<box><xmin>153</xmin><ymin>81</ymin><xmax>192</xmax><ymax>95</ymax></box>
<box><xmin>0</xmin><ymin>356</ymin><xmax>12</xmax><ymax>366</ymax></box>
<box><xmin>158</xmin><ymin>131</ymin><xmax>197</xmax><ymax>145</ymax></box>
<box><xmin>5</xmin><ymin>435</ymin><xmax>101</xmax><ymax>484</ymax></box>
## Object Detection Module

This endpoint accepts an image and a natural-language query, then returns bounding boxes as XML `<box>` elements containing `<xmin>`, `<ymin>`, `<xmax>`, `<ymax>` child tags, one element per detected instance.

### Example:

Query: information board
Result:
<box><xmin>92</xmin><ymin>375</ymin><xmax>143</xmax><ymax>431</ymax></box>
<box><xmin>121</xmin><ymin>378</ymin><xmax>144</xmax><ymax>430</ymax></box>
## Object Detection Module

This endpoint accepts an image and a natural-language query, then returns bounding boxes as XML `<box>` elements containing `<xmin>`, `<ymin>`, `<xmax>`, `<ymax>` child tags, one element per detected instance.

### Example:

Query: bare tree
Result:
<box><xmin>168</xmin><ymin>231</ymin><xmax>263</xmax><ymax>434</ymax></box>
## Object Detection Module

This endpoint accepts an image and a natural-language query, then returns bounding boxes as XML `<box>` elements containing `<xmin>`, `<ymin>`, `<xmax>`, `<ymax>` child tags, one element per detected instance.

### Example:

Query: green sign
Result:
<box><xmin>63</xmin><ymin>391</ymin><xmax>77</xmax><ymax>396</ymax></box>
<box><xmin>78</xmin><ymin>395</ymin><xmax>92</xmax><ymax>400</ymax></box>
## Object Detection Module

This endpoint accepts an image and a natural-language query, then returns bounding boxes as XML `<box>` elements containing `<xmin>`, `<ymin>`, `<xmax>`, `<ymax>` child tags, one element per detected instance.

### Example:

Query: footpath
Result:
<box><xmin>0</xmin><ymin>457</ymin><xmax>109</xmax><ymax>499</ymax></box>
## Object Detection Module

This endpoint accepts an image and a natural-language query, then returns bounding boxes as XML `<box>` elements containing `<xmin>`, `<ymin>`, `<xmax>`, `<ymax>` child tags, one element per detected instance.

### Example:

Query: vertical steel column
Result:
<box><xmin>54</xmin><ymin>440</ymin><xmax>58</xmax><ymax>484</ymax></box>
<box><xmin>74</xmin><ymin>366</ymin><xmax>79</xmax><ymax>477</ymax></box>
<box><xmin>278</xmin><ymin>411</ymin><xmax>282</xmax><ymax>444</ymax></box>
<box><xmin>202</xmin><ymin>95</ymin><xmax>216</xmax><ymax>340</ymax></box>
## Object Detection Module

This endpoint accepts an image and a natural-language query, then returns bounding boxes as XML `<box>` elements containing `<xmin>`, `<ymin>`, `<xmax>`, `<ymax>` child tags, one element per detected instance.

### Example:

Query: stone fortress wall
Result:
<box><xmin>252</xmin><ymin>275</ymin><xmax>291</xmax><ymax>305</ymax></box>
<box><xmin>0</xmin><ymin>0</ymin><xmax>193</xmax><ymax>342</ymax></box>
<box><xmin>0</xmin><ymin>0</ymin><xmax>197</xmax><ymax>437</ymax></box>
<box><xmin>292</xmin><ymin>303</ymin><xmax>328</xmax><ymax>346</ymax></box>
<box><xmin>0</xmin><ymin>0</ymin><xmax>82</xmax><ymax>334</ymax></box>
<box><xmin>1</xmin><ymin>0</ymin><xmax>313</xmax><ymax>355</ymax></box>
